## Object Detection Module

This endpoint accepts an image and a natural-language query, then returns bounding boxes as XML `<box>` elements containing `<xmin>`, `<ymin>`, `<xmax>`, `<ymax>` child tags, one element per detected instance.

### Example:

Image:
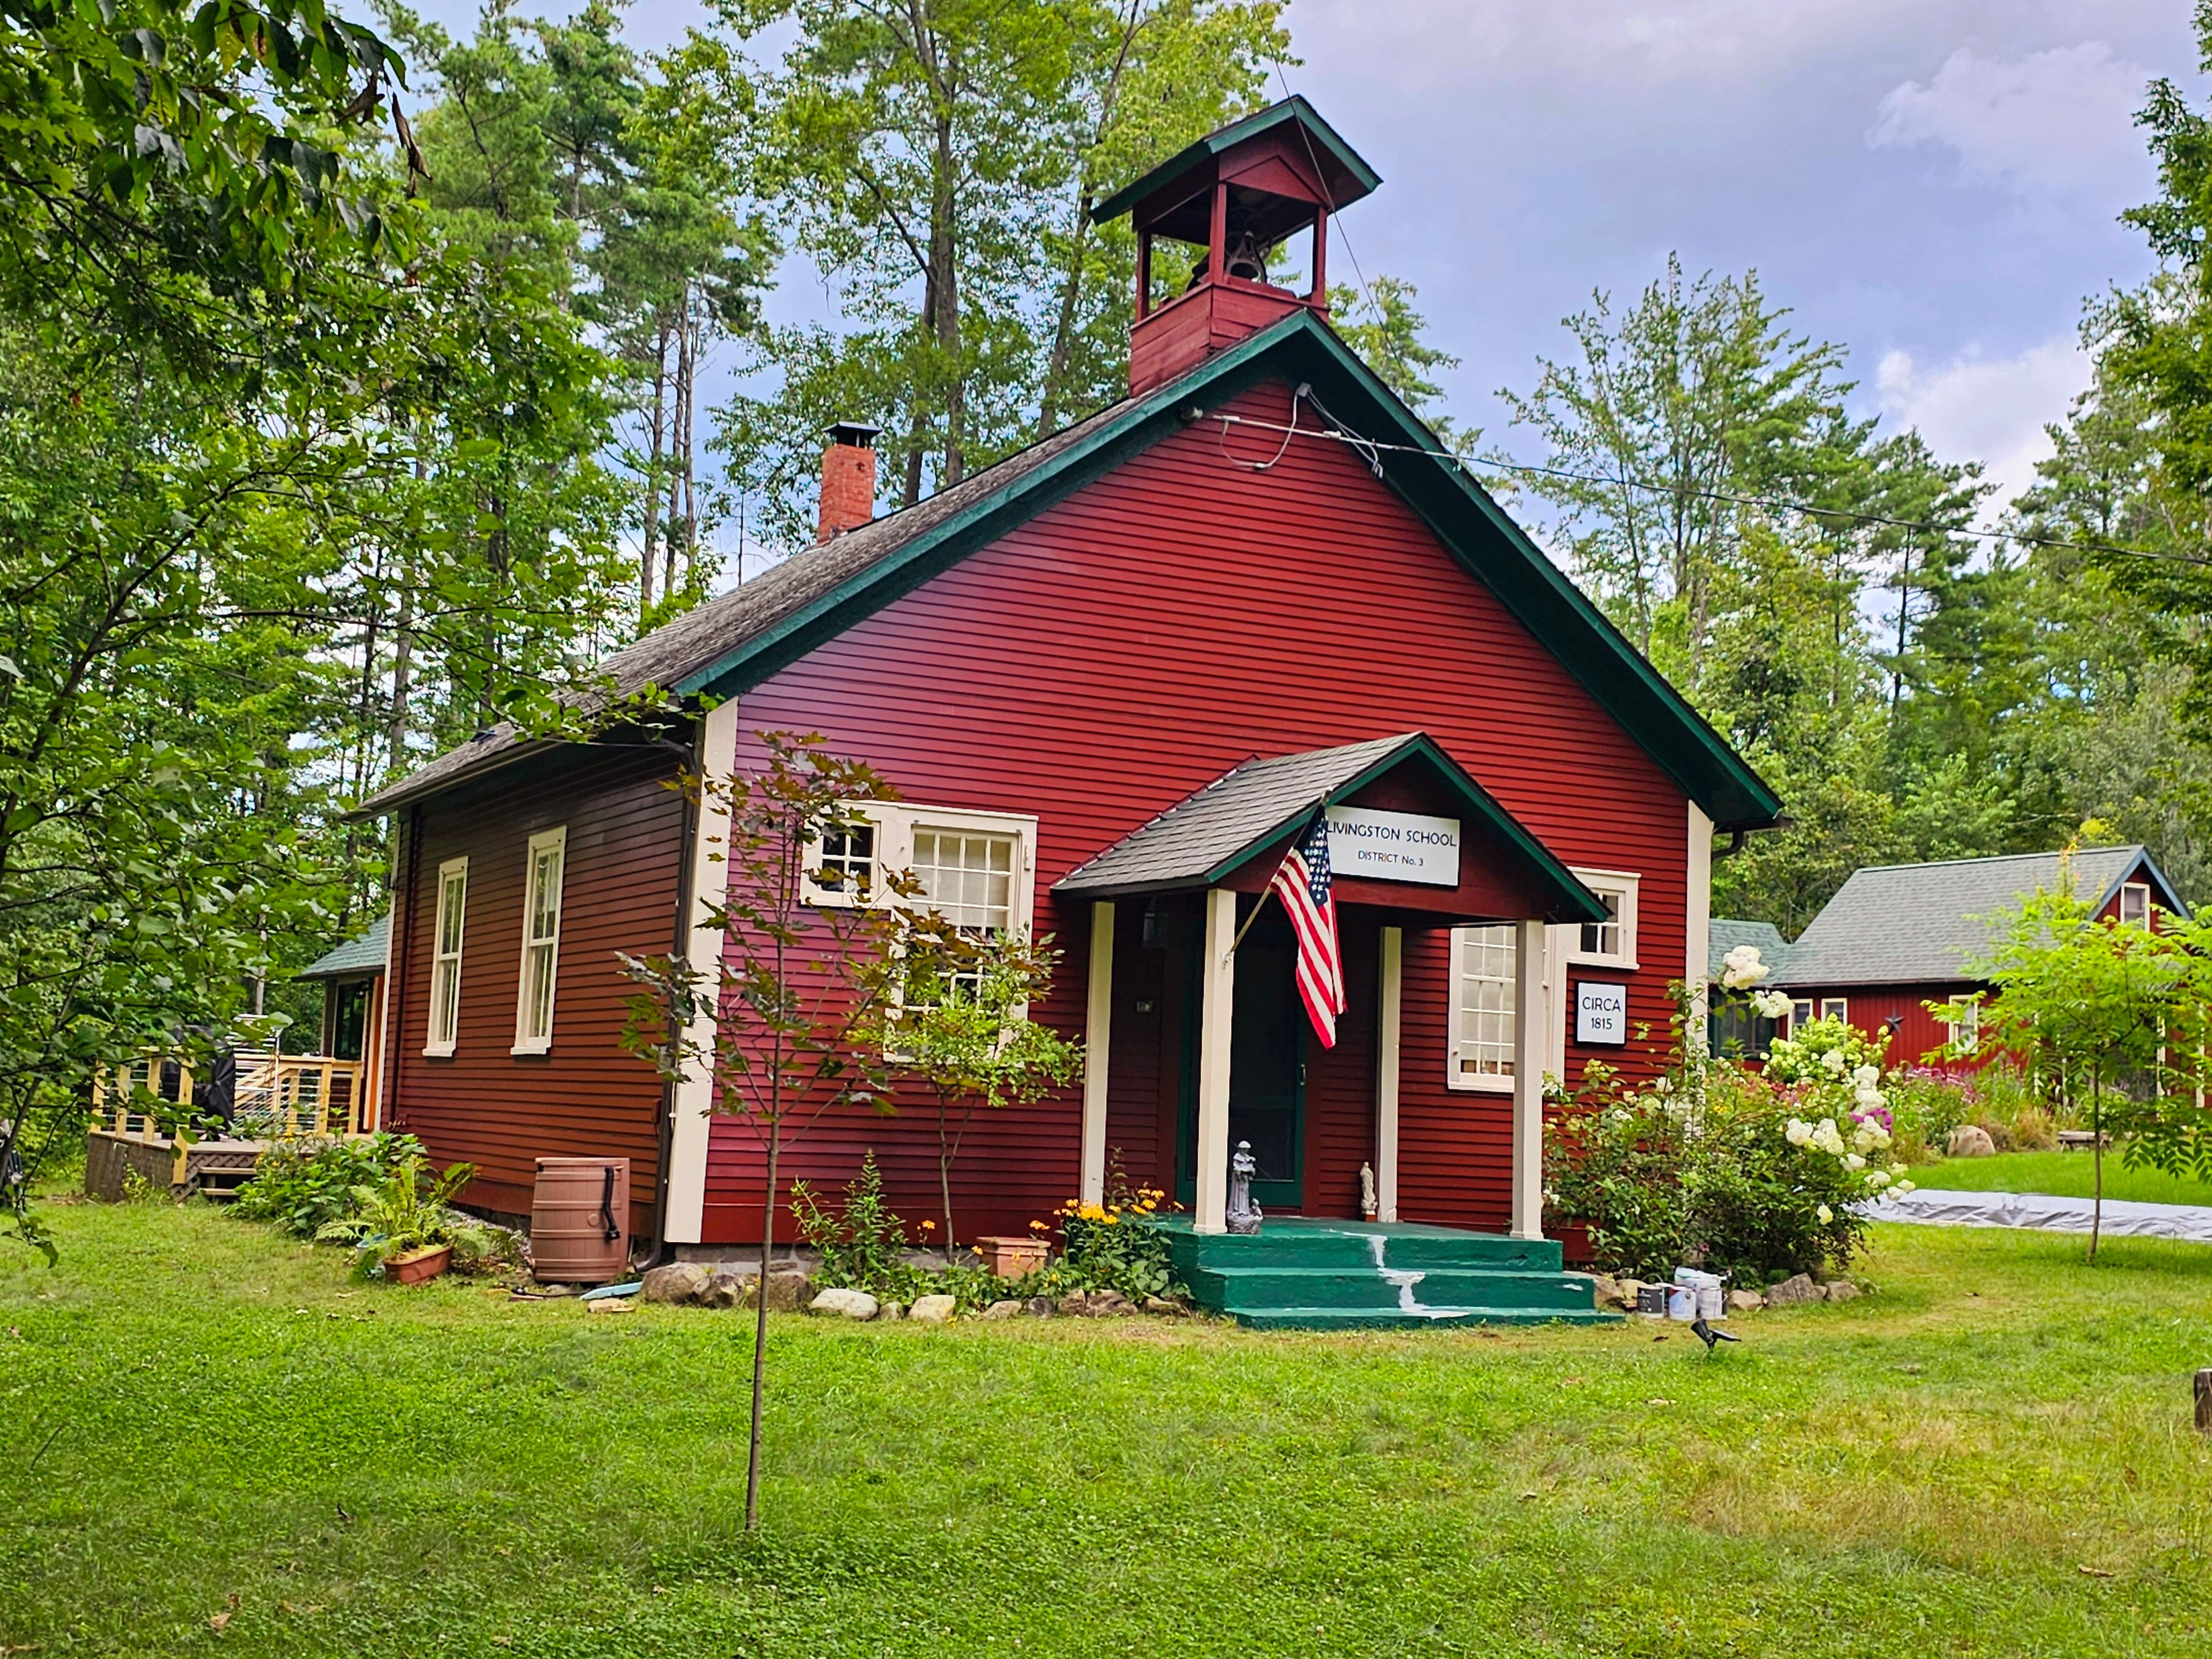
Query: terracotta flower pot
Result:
<box><xmin>387</xmin><ymin>1243</ymin><xmax>453</xmax><ymax>1286</ymax></box>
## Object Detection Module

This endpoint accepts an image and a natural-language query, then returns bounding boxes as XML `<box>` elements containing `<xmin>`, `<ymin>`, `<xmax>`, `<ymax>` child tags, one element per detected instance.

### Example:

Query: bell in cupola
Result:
<box><xmin>1088</xmin><ymin>96</ymin><xmax>1383</xmax><ymax>395</ymax></box>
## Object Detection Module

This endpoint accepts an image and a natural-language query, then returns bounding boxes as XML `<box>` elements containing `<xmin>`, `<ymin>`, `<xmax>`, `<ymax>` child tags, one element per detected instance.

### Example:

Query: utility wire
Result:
<box><xmin>1209</xmin><ymin>406</ymin><xmax>2201</xmax><ymax>570</ymax></box>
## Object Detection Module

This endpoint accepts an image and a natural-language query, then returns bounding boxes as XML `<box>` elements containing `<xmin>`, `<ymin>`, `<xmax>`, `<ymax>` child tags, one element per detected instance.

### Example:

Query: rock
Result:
<box><xmin>810</xmin><ymin>1287</ymin><xmax>879</xmax><ymax>1321</ymax></box>
<box><xmin>875</xmin><ymin>1301</ymin><xmax>906</xmax><ymax>1321</ymax></box>
<box><xmin>910</xmin><ymin>1293</ymin><xmax>958</xmax><ymax>1323</ymax></box>
<box><xmin>1615</xmin><ymin>1278</ymin><xmax>1647</xmax><ymax>1312</ymax></box>
<box><xmin>1824</xmin><ymin>1280</ymin><xmax>1862</xmax><ymax>1303</ymax></box>
<box><xmin>640</xmin><ymin>1262</ymin><xmax>709</xmax><ymax>1305</ymax></box>
<box><xmin>1055</xmin><ymin>1292</ymin><xmax>1091</xmax><ymax>1317</ymax></box>
<box><xmin>762</xmin><ymin>1271</ymin><xmax>814</xmax><ymax>1312</ymax></box>
<box><xmin>1141</xmin><ymin>1296</ymin><xmax>1180</xmax><ymax>1315</ymax></box>
<box><xmin>1946</xmin><ymin>1124</ymin><xmax>1997</xmax><ymax>1158</ymax></box>
<box><xmin>980</xmin><ymin>1298</ymin><xmax>1023</xmax><ymax>1320</ymax></box>
<box><xmin>1726</xmin><ymin>1288</ymin><xmax>1766</xmax><ymax>1314</ymax></box>
<box><xmin>586</xmin><ymin>1296</ymin><xmax>634</xmax><ymax>1314</ymax></box>
<box><xmin>1023</xmin><ymin>1296</ymin><xmax>1056</xmax><ymax>1318</ymax></box>
<box><xmin>1766</xmin><ymin>1273</ymin><xmax>1823</xmax><ymax>1307</ymax></box>
<box><xmin>699</xmin><ymin>1271</ymin><xmax>745</xmax><ymax>1311</ymax></box>
<box><xmin>1081</xmin><ymin>1289</ymin><xmax>1133</xmax><ymax>1318</ymax></box>
<box><xmin>1586</xmin><ymin>1272</ymin><xmax>1623</xmax><ymax>1310</ymax></box>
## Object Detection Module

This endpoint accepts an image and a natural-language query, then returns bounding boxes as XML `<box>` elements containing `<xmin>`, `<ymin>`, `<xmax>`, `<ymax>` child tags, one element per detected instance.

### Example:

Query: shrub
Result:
<box><xmin>791</xmin><ymin>1153</ymin><xmax>931</xmax><ymax>1301</ymax></box>
<box><xmin>1548</xmin><ymin>1032</ymin><xmax>1918</xmax><ymax>1284</ymax></box>
<box><xmin>230</xmin><ymin>1133</ymin><xmax>429</xmax><ymax>1238</ymax></box>
<box><xmin>312</xmin><ymin>1152</ymin><xmax>483</xmax><ymax>1279</ymax></box>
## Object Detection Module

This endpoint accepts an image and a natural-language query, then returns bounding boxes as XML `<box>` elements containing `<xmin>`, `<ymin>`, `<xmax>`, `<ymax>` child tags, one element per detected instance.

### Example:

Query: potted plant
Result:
<box><xmin>317</xmin><ymin>1154</ymin><xmax>478</xmax><ymax>1284</ymax></box>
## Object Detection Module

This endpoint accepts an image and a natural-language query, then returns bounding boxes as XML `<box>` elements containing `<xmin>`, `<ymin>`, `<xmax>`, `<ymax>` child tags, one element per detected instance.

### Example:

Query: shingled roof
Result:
<box><xmin>1708</xmin><ymin>918</ymin><xmax>1792</xmax><ymax>982</ymax></box>
<box><xmin>300</xmin><ymin>913</ymin><xmax>389</xmax><ymax>980</ymax></box>
<box><xmin>1777</xmin><ymin>846</ymin><xmax>2185</xmax><ymax>988</ymax></box>
<box><xmin>352</xmin><ymin>310</ymin><xmax>1783</xmax><ymax>831</ymax></box>
<box><xmin>1054</xmin><ymin>732</ymin><xmax>1606</xmax><ymax>922</ymax></box>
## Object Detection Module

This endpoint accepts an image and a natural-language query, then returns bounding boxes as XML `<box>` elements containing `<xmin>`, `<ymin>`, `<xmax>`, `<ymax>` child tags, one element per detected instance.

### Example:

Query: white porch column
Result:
<box><xmin>1079</xmin><ymin>900</ymin><xmax>1115</xmax><ymax>1207</ymax></box>
<box><xmin>1509</xmin><ymin>916</ymin><xmax>1548</xmax><ymax>1240</ymax></box>
<box><xmin>1374</xmin><ymin>925</ymin><xmax>1403</xmax><ymax>1224</ymax></box>
<box><xmin>1193</xmin><ymin>885</ymin><xmax>1238</xmax><ymax>1235</ymax></box>
<box><xmin>664</xmin><ymin>695</ymin><xmax>742</xmax><ymax>1244</ymax></box>
<box><xmin>1686</xmin><ymin>804</ymin><xmax>1715</xmax><ymax>1057</ymax></box>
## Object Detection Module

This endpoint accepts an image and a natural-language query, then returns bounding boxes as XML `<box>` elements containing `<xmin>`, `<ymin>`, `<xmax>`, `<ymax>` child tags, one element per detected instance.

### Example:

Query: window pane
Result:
<box><xmin>1579</xmin><ymin>891</ymin><xmax>1620</xmax><ymax>956</ymax></box>
<box><xmin>1454</xmin><ymin>925</ymin><xmax>1516</xmax><ymax>1081</ymax></box>
<box><xmin>914</xmin><ymin>830</ymin><xmax>1016</xmax><ymax>934</ymax></box>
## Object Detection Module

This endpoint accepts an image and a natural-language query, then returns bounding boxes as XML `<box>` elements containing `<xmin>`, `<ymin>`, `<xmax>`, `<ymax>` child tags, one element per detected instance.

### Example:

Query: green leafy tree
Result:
<box><xmin>891</xmin><ymin>927</ymin><xmax>1081</xmax><ymax>1244</ymax></box>
<box><xmin>619</xmin><ymin>732</ymin><xmax>916</xmax><ymax>1530</ymax></box>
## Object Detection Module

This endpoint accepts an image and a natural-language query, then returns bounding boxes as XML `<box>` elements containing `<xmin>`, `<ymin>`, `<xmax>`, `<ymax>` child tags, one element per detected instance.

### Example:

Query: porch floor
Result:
<box><xmin>1152</xmin><ymin>1215</ymin><xmax>1619</xmax><ymax>1330</ymax></box>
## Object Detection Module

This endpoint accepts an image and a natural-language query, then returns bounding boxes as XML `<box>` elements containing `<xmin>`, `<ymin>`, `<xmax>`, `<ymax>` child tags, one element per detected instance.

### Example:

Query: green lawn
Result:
<box><xmin>5</xmin><ymin>1196</ymin><xmax>2212</xmax><ymax>1658</ymax></box>
<box><xmin>1916</xmin><ymin>1149</ymin><xmax>2212</xmax><ymax>1207</ymax></box>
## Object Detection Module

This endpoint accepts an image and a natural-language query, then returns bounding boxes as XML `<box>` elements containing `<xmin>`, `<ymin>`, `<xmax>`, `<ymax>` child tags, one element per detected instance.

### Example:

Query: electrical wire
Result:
<box><xmin>1202</xmin><ymin>408</ymin><xmax>2204</xmax><ymax>570</ymax></box>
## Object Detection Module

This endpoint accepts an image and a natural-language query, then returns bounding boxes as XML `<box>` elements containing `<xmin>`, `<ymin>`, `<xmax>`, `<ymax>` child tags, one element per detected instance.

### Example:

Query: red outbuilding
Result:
<box><xmin>352</xmin><ymin>100</ymin><xmax>1783</xmax><ymax>1283</ymax></box>
<box><xmin>1736</xmin><ymin>845</ymin><xmax>2188</xmax><ymax>1066</ymax></box>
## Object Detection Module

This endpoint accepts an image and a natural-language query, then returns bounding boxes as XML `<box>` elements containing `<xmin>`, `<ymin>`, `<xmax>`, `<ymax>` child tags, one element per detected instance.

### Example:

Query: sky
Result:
<box><xmin>414</xmin><ymin>0</ymin><xmax>2199</xmax><ymax>536</ymax></box>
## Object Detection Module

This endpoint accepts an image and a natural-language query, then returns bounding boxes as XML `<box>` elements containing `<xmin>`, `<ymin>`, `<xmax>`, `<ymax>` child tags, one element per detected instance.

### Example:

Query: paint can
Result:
<box><xmin>1671</xmin><ymin>1267</ymin><xmax>1721</xmax><ymax>1323</ymax></box>
<box><xmin>1635</xmin><ymin>1284</ymin><xmax>1670</xmax><ymax>1318</ymax></box>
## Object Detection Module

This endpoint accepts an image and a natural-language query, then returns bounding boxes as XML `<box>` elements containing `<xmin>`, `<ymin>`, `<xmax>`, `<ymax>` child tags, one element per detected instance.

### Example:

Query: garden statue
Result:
<box><xmin>1226</xmin><ymin>1140</ymin><xmax>1262</xmax><ymax>1235</ymax></box>
<box><xmin>1359</xmin><ymin>1161</ymin><xmax>1378</xmax><ymax>1220</ymax></box>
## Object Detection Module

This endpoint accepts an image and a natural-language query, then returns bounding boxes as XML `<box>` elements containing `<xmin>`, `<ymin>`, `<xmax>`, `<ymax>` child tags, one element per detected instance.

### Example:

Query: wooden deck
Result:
<box><xmin>85</xmin><ymin>1050</ymin><xmax>373</xmax><ymax>1202</ymax></box>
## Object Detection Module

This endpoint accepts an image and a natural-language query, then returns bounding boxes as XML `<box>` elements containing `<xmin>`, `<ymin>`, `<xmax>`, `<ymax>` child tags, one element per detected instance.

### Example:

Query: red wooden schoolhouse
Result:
<box><xmin>352</xmin><ymin>100</ymin><xmax>1783</xmax><ymax>1320</ymax></box>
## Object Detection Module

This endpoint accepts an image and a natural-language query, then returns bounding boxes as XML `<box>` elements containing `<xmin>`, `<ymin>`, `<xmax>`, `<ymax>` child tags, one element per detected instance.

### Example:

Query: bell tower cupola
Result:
<box><xmin>1089</xmin><ymin>96</ymin><xmax>1381</xmax><ymax>395</ymax></box>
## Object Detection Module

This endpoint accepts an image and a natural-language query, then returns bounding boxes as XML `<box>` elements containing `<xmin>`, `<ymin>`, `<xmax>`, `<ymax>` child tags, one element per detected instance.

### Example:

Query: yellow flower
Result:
<box><xmin>919</xmin><ymin>1219</ymin><xmax>936</xmax><ymax>1232</ymax></box>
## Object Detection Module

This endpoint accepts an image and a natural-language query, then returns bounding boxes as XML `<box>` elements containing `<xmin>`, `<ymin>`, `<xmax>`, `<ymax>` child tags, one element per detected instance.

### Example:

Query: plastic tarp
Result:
<box><xmin>1862</xmin><ymin>1187</ymin><xmax>2212</xmax><ymax>1244</ymax></box>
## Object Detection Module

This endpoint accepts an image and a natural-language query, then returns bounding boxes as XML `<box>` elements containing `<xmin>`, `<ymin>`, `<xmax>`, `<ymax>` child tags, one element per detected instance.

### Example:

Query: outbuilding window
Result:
<box><xmin>426</xmin><ymin>857</ymin><xmax>468</xmax><ymax>1057</ymax></box>
<box><xmin>1567</xmin><ymin>869</ymin><xmax>1639</xmax><ymax>968</ymax></box>
<box><xmin>513</xmin><ymin>826</ymin><xmax>567</xmax><ymax>1055</ymax></box>
<box><xmin>1819</xmin><ymin>997</ymin><xmax>1849</xmax><ymax>1024</ymax></box>
<box><xmin>1448</xmin><ymin>924</ymin><xmax>1517</xmax><ymax>1092</ymax></box>
<box><xmin>2119</xmin><ymin>881</ymin><xmax>2151</xmax><ymax>927</ymax></box>
<box><xmin>1949</xmin><ymin>994</ymin><xmax>1980</xmax><ymax>1055</ymax></box>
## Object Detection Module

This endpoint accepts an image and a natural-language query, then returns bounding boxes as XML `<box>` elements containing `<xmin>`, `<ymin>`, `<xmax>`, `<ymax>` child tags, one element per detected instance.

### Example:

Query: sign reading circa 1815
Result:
<box><xmin>1575</xmin><ymin>981</ymin><xmax>1629</xmax><ymax>1046</ymax></box>
<box><xmin>1323</xmin><ymin>806</ymin><xmax>1462</xmax><ymax>886</ymax></box>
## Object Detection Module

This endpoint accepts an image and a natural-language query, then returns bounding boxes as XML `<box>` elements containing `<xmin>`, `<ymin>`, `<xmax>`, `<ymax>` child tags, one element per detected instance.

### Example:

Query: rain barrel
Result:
<box><xmin>531</xmin><ymin>1156</ymin><xmax>631</xmax><ymax>1283</ymax></box>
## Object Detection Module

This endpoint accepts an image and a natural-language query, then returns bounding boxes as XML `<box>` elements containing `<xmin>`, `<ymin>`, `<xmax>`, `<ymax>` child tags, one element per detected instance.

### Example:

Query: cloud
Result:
<box><xmin>1869</xmin><ymin>43</ymin><xmax>2154</xmax><ymax>197</ymax></box>
<box><xmin>1874</xmin><ymin>335</ymin><xmax>2091</xmax><ymax>517</ymax></box>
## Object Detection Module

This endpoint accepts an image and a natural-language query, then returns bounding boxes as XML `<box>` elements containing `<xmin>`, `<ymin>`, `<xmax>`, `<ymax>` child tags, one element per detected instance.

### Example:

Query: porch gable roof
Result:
<box><xmin>1052</xmin><ymin>731</ymin><xmax>1607</xmax><ymax>924</ymax></box>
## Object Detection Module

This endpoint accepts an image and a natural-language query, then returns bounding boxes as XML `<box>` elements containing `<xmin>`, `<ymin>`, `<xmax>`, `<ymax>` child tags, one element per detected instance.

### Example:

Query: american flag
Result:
<box><xmin>1270</xmin><ymin>816</ymin><xmax>1347</xmax><ymax>1048</ymax></box>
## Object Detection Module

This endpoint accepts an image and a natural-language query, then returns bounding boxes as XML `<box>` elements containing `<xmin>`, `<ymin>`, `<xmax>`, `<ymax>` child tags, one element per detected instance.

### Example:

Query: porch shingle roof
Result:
<box><xmin>299</xmin><ymin>913</ymin><xmax>389</xmax><ymax>980</ymax></box>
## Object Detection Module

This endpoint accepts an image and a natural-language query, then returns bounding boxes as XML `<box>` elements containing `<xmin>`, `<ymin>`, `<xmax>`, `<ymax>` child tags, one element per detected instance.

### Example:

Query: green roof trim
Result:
<box><xmin>680</xmin><ymin>310</ymin><xmax>1782</xmax><ymax>832</ymax></box>
<box><xmin>1088</xmin><ymin>95</ymin><xmax>1382</xmax><ymax>226</ymax></box>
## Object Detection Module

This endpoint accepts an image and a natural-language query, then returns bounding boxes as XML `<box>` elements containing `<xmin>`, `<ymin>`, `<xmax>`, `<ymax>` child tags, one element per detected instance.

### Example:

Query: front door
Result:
<box><xmin>1177</xmin><ymin>908</ymin><xmax>1306</xmax><ymax>1209</ymax></box>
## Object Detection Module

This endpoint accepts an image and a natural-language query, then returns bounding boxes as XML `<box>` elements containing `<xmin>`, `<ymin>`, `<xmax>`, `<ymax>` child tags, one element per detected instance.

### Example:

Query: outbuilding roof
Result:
<box><xmin>1052</xmin><ymin>732</ymin><xmax>1606</xmax><ymax>923</ymax></box>
<box><xmin>352</xmin><ymin>310</ymin><xmax>1782</xmax><ymax>832</ymax></box>
<box><xmin>300</xmin><ymin>913</ymin><xmax>389</xmax><ymax>980</ymax></box>
<box><xmin>1777</xmin><ymin>846</ymin><xmax>2185</xmax><ymax>989</ymax></box>
<box><xmin>1708</xmin><ymin>918</ymin><xmax>1792</xmax><ymax>983</ymax></box>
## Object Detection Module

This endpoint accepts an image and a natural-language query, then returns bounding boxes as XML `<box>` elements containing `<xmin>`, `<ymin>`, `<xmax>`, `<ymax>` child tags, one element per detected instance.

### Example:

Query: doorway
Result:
<box><xmin>1177</xmin><ymin>904</ymin><xmax>1305</xmax><ymax>1209</ymax></box>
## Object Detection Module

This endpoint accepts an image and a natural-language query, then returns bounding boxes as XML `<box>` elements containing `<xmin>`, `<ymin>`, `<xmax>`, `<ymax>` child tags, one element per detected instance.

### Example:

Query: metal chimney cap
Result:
<box><xmin>826</xmin><ymin>421</ymin><xmax>880</xmax><ymax>448</ymax></box>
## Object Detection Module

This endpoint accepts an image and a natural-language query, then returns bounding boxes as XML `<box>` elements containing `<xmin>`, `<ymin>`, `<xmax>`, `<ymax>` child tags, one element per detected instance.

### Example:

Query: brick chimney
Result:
<box><xmin>816</xmin><ymin>421</ymin><xmax>879</xmax><ymax>542</ymax></box>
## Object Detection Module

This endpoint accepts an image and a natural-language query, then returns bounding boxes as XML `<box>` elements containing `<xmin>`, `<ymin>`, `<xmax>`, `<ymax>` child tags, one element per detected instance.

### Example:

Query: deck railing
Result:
<box><xmin>91</xmin><ymin>1052</ymin><xmax>371</xmax><ymax>1141</ymax></box>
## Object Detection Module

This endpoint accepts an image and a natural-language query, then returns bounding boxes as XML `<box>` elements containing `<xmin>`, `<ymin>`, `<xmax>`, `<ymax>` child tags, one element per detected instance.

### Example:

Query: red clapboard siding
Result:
<box><xmin>700</xmin><ymin>377</ymin><xmax>1692</xmax><ymax>1242</ymax></box>
<box><xmin>383</xmin><ymin>744</ymin><xmax>685</xmax><ymax>1230</ymax></box>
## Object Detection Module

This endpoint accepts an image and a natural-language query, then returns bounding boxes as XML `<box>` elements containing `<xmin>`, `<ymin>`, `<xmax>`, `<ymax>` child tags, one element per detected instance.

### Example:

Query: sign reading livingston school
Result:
<box><xmin>1323</xmin><ymin>806</ymin><xmax>1462</xmax><ymax>886</ymax></box>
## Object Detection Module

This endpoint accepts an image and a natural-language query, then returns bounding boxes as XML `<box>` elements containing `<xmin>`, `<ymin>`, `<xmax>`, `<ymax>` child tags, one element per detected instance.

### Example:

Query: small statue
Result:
<box><xmin>1359</xmin><ymin>1161</ymin><xmax>1378</xmax><ymax>1220</ymax></box>
<box><xmin>1225</xmin><ymin>1140</ymin><xmax>1262</xmax><ymax>1235</ymax></box>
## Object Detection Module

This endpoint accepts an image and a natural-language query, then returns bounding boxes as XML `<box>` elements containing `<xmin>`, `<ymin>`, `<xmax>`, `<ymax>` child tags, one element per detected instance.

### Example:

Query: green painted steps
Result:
<box><xmin>1152</xmin><ymin>1215</ymin><xmax>1620</xmax><ymax>1330</ymax></box>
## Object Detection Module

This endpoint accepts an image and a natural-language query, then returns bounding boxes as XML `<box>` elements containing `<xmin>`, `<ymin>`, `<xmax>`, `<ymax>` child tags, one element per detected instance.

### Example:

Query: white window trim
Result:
<box><xmin>804</xmin><ymin>801</ymin><xmax>1039</xmax><ymax>936</ymax></box>
<box><xmin>1949</xmin><ymin>994</ymin><xmax>1980</xmax><ymax>1055</ymax></box>
<box><xmin>2119</xmin><ymin>881</ymin><xmax>2152</xmax><ymax>927</ymax></box>
<box><xmin>1566</xmin><ymin>868</ymin><xmax>1640</xmax><ymax>969</ymax></box>
<box><xmin>512</xmin><ymin>826</ymin><xmax>568</xmax><ymax>1056</ymax></box>
<box><xmin>1447</xmin><ymin>924</ymin><xmax>1519</xmax><ymax>1094</ymax></box>
<box><xmin>1819</xmin><ymin>997</ymin><xmax>1849</xmax><ymax>1024</ymax></box>
<box><xmin>425</xmin><ymin>856</ymin><xmax>468</xmax><ymax>1058</ymax></box>
<box><xmin>1790</xmin><ymin>999</ymin><xmax>1813</xmax><ymax>1034</ymax></box>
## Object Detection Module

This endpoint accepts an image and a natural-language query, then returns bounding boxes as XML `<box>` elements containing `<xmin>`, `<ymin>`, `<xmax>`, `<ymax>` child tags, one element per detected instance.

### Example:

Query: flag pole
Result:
<box><xmin>1225</xmin><ymin>886</ymin><xmax>1275</xmax><ymax>960</ymax></box>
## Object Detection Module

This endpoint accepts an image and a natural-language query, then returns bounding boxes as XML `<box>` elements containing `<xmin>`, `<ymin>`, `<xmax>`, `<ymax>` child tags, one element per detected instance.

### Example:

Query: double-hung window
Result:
<box><xmin>1819</xmin><ymin>997</ymin><xmax>1849</xmax><ymax>1024</ymax></box>
<box><xmin>513</xmin><ymin>826</ymin><xmax>567</xmax><ymax>1055</ymax></box>
<box><xmin>1567</xmin><ymin>869</ymin><xmax>1639</xmax><ymax>968</ymax></box>
<box><xmin>426</xmin><ymin>857</ymin><xmax>468</xmax><ymax>1057</ymax></box>
<box><xmin>1948</xmin><ymin>994</ymin><xmax>1980</xmax><ymax>1055</ymax></box>
<box><xmin>1448</xmin><ymin>925</ymin><xmax>1517</xmax><ymax>1092</ymax></box>
<box><xmin>805</xmin><ymin>803</ymin><xmax>1036</xmax><ymax>938</ymax></box>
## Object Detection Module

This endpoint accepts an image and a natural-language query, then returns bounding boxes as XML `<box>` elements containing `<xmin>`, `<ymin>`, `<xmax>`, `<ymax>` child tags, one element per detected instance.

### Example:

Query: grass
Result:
<box><xmin>1916</xmin><ymin>1149</ymin><xmax>2212</xmax><ymax>1207</ymax></box>
<box><xmin>3</xmin><ymin>1196</ymin><xmax>2211</xmax><ymax>1658</ymax></box>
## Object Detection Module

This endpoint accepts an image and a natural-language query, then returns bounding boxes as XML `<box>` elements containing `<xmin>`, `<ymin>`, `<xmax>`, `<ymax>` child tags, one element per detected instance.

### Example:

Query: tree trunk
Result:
<box><xmin>931</xmin><ymin>110</ymin><xmax>963</xmax><ymax>487</ymax></box>
<box><xmin>938</xmin><ymin>1091</ymin><xmax>956</xmax><ymax>1246</ymax></box>
<box><xmin>1037</xmin><ymin>210</ymin><xmax>1089</xmax><ymax>440</ymax></box>
<box><xmin>642</xmin><ymin>316</ymin><xmax>670</xmax><ymax>614</ymax></box>
<box><xmin>2090</xmin><ymin>1063</ymin><xmax>2104</xmax><ymax>1261</ymax></box>
<box><xmin>747</xmin><ymin>1121</ymin><xmax>776</xmax><ymax>1531</ymax></box>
